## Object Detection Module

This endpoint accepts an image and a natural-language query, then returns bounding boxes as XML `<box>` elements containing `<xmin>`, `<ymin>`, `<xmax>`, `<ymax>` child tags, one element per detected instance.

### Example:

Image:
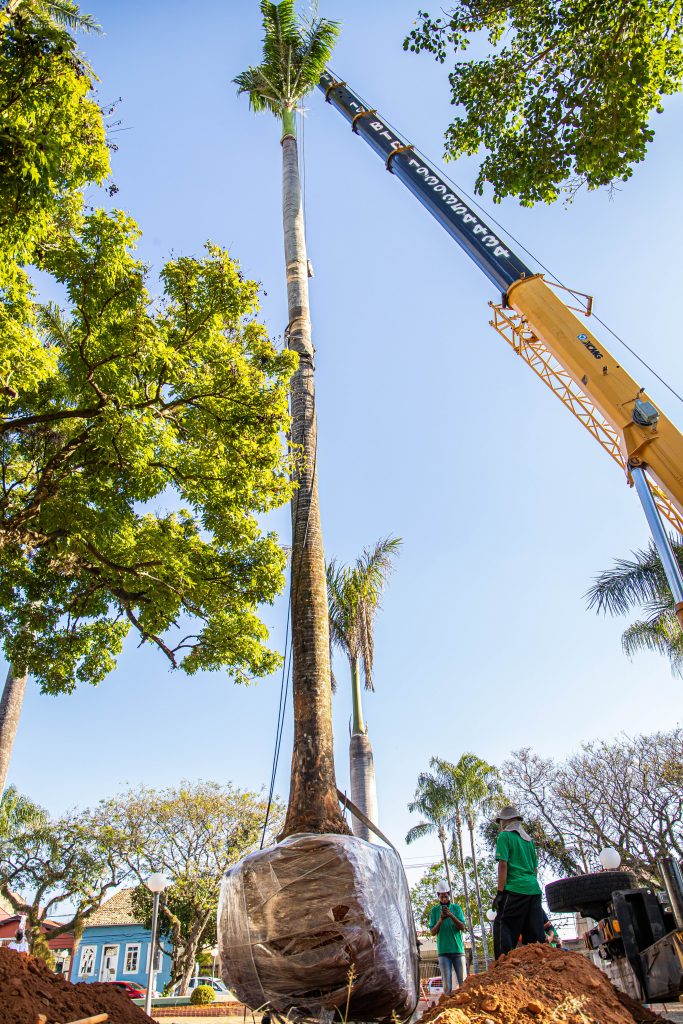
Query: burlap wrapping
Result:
<box><xmin>218</xmin><ymin>833</ymin><xmax>419</xmax><ymax>1021</ymax></box>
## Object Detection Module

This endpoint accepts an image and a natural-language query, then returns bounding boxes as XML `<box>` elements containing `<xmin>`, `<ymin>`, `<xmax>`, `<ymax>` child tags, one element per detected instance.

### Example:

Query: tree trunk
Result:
<box><xmin>468</xmin><ymin>817</ymin><xmax>490</xmax><ymax>968</ymax></box>
<box><xmin>454</xmin><ymin>819</ymin><xmax>478</xmax><ymax>973</ymax></box>
<box><xmin>438</xmin><ymin>825</ymin><xmax>453</xmax><ymax>894</ymax></box>
<box><xmin>177</xmin><ymin>915</ymin><xmax>208</xmax><ymax>995</ymax></box>
<box><xmin>0</xmin><ymin>664</ymin><xmax>27</xmax><ymax>793</ymax></box>
<box><xmin>278</xmin><ymin>114</ymin><xmax>348</xmax><ymax>839</ymax></box>
<box><xmin>349</xmin><ymin>732</ymin><xmax>378</xmax><ymax>842</ymax></box>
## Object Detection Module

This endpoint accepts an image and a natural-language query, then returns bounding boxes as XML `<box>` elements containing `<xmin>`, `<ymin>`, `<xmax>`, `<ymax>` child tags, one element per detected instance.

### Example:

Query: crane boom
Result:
<box><xmin>319</xmin><ymin>69</ymin><xmax>683</xmax><ymax>622</ymax></box>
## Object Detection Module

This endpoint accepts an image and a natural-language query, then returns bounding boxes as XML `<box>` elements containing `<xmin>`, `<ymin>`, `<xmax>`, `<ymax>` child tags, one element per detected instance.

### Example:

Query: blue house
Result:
<box><xmin>75</xmin><ymin>889</ymin><xmax>173</xmax><ymax>992</ymax></box>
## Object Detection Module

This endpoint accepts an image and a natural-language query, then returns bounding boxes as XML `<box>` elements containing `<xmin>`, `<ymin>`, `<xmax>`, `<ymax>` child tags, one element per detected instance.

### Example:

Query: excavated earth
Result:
<box><xmin>420</xmin><ymin>944</ymin><xmax>664</xmax><ymax>1024</ymax></box>
<box><xmin>0</xmin><ymin>947</ymin><xmax>154</xmax><ymax>1024</ymax></box>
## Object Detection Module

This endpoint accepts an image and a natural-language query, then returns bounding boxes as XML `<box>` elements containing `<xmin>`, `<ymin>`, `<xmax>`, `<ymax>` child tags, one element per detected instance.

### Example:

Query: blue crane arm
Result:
<box><xmin>318</xmin><ymin>70</ymin><xmax>532</xmax><ymax>294</ymax></box>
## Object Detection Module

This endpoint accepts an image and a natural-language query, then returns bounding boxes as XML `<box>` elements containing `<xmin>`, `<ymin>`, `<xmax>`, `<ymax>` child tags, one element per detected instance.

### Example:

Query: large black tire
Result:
<box><xmin>545</xmin><ymin>871</ymin><xmax>637</xmax><ymax>919</ymax></box>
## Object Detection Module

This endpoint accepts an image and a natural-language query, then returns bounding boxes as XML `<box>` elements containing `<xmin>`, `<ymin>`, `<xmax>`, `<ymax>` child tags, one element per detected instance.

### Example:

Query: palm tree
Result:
<box><xmin>586</xmin><ymin>540</ymin><xmax>683</xmax><ymax>674</ymax></box>
<box><xmin>406</xmin><ymin>771</ymin><xmax>454</xmax><ymax>894</ymax></box>
<box><xmin>0</xmin><ymin>784</ymin><xmax>45</xmax><ymax>837</ymax></box>
<box><xmin>436</xmin><ymin>754</ymin><xmax>500</xmax><ymax>969</ymax></box>
<box><xmin>327</xmin><ymin>536</ymin><xmax>402</xmax><ymax>840</ymax></box>
<box><xmin>430</xmin><ymin>757</ymin><xmax>479</xmax><ymax>971</ymax></box>
<box><xmin>0</xmin><ymin>666</ymin><xmax>28</xmax><ymax>794</ymax></box>
<box><xmin>234</xmin><ymin>3</ymin><xmax>344</xmax><ymax>837</ymax></box>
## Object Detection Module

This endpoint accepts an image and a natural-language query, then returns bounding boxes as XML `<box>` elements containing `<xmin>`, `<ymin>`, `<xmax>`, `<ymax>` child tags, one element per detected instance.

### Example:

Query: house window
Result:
<box><xmin>124</xmin><ymin>943</ymin><xmax>141</xmax><ymax>975</ymax></box>
<box><xmin>79</xmin><ymin>945</ymin><xmax>97</xmax><ymax>977</ymax></box>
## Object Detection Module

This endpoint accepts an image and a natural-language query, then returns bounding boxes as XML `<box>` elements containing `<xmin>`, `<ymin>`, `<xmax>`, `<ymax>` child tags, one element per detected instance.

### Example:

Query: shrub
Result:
<box><xmin>191</xmin><ymin>985</ymin><xmax>216</xmax><ymax>1005</ymax></box>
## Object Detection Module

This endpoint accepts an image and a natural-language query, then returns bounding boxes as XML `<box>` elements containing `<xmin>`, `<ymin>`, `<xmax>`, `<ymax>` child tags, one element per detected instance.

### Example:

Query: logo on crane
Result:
<box><xmin>577</xmin><ymin>334</ymin><xmax>604</xmax><ymax>360</ymax></box>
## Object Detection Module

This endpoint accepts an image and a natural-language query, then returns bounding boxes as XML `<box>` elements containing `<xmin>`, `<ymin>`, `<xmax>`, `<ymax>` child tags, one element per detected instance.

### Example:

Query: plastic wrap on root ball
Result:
<box><xmin>218</xmin><ymin>832</ymin><xmax>419</xmax><ymax>1021</ymax></box>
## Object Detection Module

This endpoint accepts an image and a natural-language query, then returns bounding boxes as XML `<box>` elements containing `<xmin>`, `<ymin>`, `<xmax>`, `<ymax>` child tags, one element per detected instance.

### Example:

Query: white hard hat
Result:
<box><xmin>436</xmin><ymin>880</ymin><xmax>450</xmax><ymax>894</ymax></box>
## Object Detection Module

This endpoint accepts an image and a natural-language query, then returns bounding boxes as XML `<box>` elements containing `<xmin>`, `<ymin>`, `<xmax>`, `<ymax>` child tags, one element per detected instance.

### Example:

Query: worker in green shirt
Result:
<box><xmin>492</xmin><ymin>805</ymin><xmax>545</xmax><ymax>958</ymax></box>
<box><xmin>428</xmin><ymin>879</ymin><xmax>467</xmax><ymax>993</ymax></box>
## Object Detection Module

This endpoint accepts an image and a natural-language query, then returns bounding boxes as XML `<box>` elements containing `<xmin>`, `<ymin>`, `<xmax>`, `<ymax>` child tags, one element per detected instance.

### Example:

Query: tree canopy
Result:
<box><xmin>104</xmin><ymin>781</ymin><xmax>283</xmax><ymax>993</ymax></box>
<box><xmin>494</xmin><ymin>733</ymin><xmax>683</xmax><ymax>885</ymax></box>
<box><xmin>0</xmin><ymin>1</ymin><xmax>298</xmax><ymax>694</ymax></box>
<box><xmin>404</xmin><ymin>1</ymin><xmax>683</xmax><ymax>205</ymax></box>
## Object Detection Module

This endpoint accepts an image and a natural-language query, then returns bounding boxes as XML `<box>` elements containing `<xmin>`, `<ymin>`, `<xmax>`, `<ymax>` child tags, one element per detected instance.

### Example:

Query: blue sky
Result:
<box><xmin>7</xmin><ymin>0</ymin><xmax>683</xmax><ymax>889</ymax></box>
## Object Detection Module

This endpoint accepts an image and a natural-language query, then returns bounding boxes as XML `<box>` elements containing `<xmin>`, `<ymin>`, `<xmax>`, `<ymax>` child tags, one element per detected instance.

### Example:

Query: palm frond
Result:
<box><xmin>235</xmin><ymin>0</ymin><xmax>340</xmax><ymax>116</ymax></box>
<box><xmin>622</xmin><ymin>614</ymin><xmax>683</xmax><ymax>676</ymax></box>
<box><xmin>586</xmin><ymin>540</ymin><xmax>678</xmax><ymax>616</ymax></box>
<box><xmin>43</xmin><ymin>0</ymin><xmax>100</xmax><ymax>33</ymax></box>
<box><xmin>405</xmin><ymin>820</ymin><xmax>434</xmax><ymax>844</ymax></box>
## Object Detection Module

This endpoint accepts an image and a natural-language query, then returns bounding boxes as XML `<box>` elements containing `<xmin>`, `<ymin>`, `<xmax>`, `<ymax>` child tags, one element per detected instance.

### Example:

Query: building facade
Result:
<box><xmin>75</xmin><ymin>889</ymin><xmax>172</xmax><ymax>992</ymax></box>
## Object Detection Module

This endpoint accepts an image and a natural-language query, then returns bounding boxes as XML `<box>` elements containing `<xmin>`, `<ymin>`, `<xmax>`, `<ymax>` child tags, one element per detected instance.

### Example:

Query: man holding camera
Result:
<box><xmin>429</xmin><ymin>879</ymin><xmax>466</xmax><ymax>994</ymax></box>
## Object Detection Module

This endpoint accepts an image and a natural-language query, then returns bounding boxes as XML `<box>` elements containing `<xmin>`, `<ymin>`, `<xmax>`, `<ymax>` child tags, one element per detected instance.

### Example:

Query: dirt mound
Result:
<box><xmin>420</xmin><ymin>944</ymin><xmax>663</xmax><ymax>1024</ymax></box>
<box><xmin>0</xmin><ymin>947</ymin><xmax>154</xmax><ymax>1024</ymax></box>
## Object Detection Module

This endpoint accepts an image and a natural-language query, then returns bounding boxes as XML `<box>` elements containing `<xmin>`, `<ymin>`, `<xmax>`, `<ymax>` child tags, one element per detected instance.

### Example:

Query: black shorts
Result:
<box><xmin>493</xmin><ymin>891</ymin><xmax>545</xmax><ymax>958</ymax></box>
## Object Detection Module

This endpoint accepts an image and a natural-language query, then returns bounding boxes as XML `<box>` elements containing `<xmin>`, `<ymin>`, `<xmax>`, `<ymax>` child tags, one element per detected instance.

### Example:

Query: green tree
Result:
<box><xmin>327</xmin><ymin>536</ymin><xmax>401</xmax><ymax>840</ymax></box>
<box><xmin>105</xmin><ymin>781</ymin><xmax>282</xmax><ymax>995</ymax></box>
<box><xmin>0</xmin><ymin>0</ymin><xmax>297</xmax><ymax>792</ymax></box>
<box><xmin>0</xmin><ymin>209</ymin><xmax>296</xmax><ymax>791</ymax></box>
<box><xmin>0</xmin><ymin>0</ymin><xmax>109</xmax><ymax>395</ymax></box>
<box><xmin>235</xmin><ymin>1</ymin><xmax>345</xmax><ymax>836</ymax></box>
<box><xmin>0</xmin><ymin>784</ymin><xmax>45</xmax><ymax>836</ymax></box>
<box><xmin>0</xmin><ymin>802</ymin><xmax>128</xmax><ymax>947</ymax></box>
<box><xmin>586</xmin><ymin>540</ymin><xmax>683</xmax><ymax>675</ymax></box>
<box><xmin>404</xmin><ymin>2</ymin><xmax>683</xmax><ymax>205</ymax></box>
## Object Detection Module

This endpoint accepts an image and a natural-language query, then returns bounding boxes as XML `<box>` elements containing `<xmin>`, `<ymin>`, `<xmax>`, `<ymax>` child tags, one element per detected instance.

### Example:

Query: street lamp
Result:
<box><xmin>211</xmin><ymin>945</ymin><xmax>219</xmax><ymax>981</ymax></box>
<box><xmin>145</xmin><ymin>872</ymin><xmax>170</xmax><ymax>1016</ymax></box>
<box><xmin>598</xmin><ymin>848</ymin><xmax>621</xmax><ymax>871</ymax></box>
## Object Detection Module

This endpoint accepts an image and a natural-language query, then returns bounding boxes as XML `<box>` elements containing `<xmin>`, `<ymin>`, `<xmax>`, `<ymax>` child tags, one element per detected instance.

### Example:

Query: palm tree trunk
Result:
<box><xmin>350</xmin><ymin>657</ymin><xmax>365</xmax><ymax>734</ymax></box>
<box><xmin>0</xmin><ymin>665</ymin><xmax>27</xmax><ymax>793</ymax></box>
<box><xmin>349</xmin><ymin>732</ymin><xmax>378</xmax><ymax>842</ymax></box>
<box><xmin>454</xmin><ymin>820</ymin><xmax>479</xmax><ymax>973</ymax></box>
<box><xmin>468</xmin><ymin>817</ymin><xmax>490</xmax><ymax>968</ymax></box>
<box><xmin>438</xmin><ymin>825</ymin><xmax>453</xmax><ymax>893</ymax></box>
<box><xmin>278</xmin><ymin>113</ymin><xmax>348</xmax><ymax>838</ymax></box>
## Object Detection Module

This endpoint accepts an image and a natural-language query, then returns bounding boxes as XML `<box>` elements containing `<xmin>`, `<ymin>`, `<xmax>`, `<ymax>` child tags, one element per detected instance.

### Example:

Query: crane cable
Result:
<box><xmin>331</xmin><ymin>71</ymin><xmax>683</xmax><ymax>408</ymax></box>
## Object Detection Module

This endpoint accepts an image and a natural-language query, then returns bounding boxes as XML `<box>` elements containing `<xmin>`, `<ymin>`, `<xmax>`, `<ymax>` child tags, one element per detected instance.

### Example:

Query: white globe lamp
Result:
<box><xmin>485</xmin><ymin>909</ymin><xmax>497</xmax><ymax>922</ymax></box>
<box><xmin>145</xmin><ymin>872</ymin><xmax>171</xmax><ymax>1014</ymax></box>
<box><xmin>598</xmin><ymin>848</ymin><xmax>621</xmax><ymax>871</ymax></box>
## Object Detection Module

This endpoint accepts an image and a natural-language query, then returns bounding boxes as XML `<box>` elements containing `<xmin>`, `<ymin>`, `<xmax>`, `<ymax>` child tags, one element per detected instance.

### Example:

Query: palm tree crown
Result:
<box><xmin>234</xmin><ymin>1</ymin><xmax>339</xmax><ymax>135</ymax></box>
<box><xmin>327</xmin><ymin>536</ymin><xmax>402</xmax><ymax>693</ymax></box>
<box><xmin>586</xmin><ymin>539</ymin><xmax>683</xmax><ymax>675</ymax></box>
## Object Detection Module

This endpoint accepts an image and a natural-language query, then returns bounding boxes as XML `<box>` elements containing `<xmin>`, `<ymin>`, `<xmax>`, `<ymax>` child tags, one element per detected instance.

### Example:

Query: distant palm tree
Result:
<box><xmin>406</xmin><ymin>771</ymin><xmax>454</xmax><ymax>894</ymax></box>
<box><xmin>0</xmin><ymin>666</ymin><xmax>28</xmax><ymax>794</ymax></box>
<box><xmin>430</xmin><ymin>757</ymin><xmax>479</xmax><ymax>971</ymax></box>
<box><xmin>235</xmin><ymin>2</ymin><xmax>343</xmax><ymax>837</ymax></box>
<box><xmin>327</xmin><ymin>536</ymin><xmax>402</xmax><ymax>840</ymax></box>
<box><xmin>586</xmin><ymin>540</ymin><xmax>683</xmax><ymax>675</ymax></box>
<box><xmin>0</xmin><ymin>784</ymin><xmax>45</xmax><ymax>837</ymax></box>
<box><xmin>435</xmin><ymin>754</ymin><xmax>500</xmax><ymax>968</ymax></box>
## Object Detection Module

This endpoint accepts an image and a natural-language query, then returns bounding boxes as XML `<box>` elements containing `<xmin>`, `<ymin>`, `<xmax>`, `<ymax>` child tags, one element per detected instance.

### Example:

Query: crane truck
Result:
<box><xmin>318</xmin><ymin>69</ymin><xmax>683</xmax><ymax>624</ymax></box>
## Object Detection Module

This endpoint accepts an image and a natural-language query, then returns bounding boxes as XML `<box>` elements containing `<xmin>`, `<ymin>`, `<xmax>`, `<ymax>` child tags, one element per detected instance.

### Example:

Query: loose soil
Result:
<box><xmin>420</xmin><ymin>945</ymin><xmax>664</xmax><ymax>1024</ymax></box>
<box><xmin>0</xmin><ymin>947</ymin><xmax>154</xmax><ymax>1024</ymax></box>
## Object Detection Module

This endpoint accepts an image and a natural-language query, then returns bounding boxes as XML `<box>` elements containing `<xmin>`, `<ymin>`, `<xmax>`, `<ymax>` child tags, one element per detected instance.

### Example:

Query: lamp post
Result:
<box><xmin>145</xmin><ymin>872</ymin><xmax>170</xmax><ymax>1016</ymax></box>
<box><xmin>211</xmin><ymin>945</ymin><xmax>219</xmax><ymax>981</ymax></box>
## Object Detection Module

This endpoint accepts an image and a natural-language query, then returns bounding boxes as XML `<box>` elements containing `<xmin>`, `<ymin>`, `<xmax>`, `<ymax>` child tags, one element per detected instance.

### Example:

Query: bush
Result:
<box><xmin>190</xmin><ymin>985</ymin><xmax>216</xmax><ymax>1005</ymax></box>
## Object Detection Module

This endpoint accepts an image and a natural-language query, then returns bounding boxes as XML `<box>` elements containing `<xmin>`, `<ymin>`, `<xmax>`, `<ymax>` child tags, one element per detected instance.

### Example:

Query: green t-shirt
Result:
<box><xmin>428</xmin><ymin>902</ymin><xmax>465</xmax><ymax>955</ymax></box>
<box><xmin>495</xmin><ymin>829</ymin><xmax>542</xmax><ymax>895</ymax></box>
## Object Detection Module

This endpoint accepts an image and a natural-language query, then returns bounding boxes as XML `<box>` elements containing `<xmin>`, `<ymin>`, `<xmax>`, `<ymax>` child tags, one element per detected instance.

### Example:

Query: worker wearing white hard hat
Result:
<box><xmin>492</xmin><ymin>805</ymin><xmax>545</xmax><ymax>957</ymax></box>
<box><xmin>429</xmin><ymin>879</ymin><xmax>466</xmax><ymax>994</ymax></box>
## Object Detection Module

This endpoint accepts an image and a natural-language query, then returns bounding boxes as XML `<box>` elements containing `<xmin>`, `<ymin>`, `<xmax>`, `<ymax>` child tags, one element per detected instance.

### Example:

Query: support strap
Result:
<box><xmin>324</xmin><ymin>79</ymin><xmax>346</xmax><ymax>102</ymax></box>
<box><xmin>386</xmin><ymin>144</ymin><xmax>414</xmax><ymax>172</ymax></box>
<box><xmin>351</xmin><ymin>108</ymin><xmax>377</xmax><ymax>133</ymax></box>
<box><xmin>336</xmin><ymin>787</ymin><xmax>398</xmax><ymax>853</ymax></box>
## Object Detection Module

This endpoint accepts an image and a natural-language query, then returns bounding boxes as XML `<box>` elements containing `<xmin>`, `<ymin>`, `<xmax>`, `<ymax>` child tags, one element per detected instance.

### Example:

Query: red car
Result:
<box><xmin>102</xmin><ymin>980</ymin><xmax>147</xmax><ymax>999</ymax></box>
